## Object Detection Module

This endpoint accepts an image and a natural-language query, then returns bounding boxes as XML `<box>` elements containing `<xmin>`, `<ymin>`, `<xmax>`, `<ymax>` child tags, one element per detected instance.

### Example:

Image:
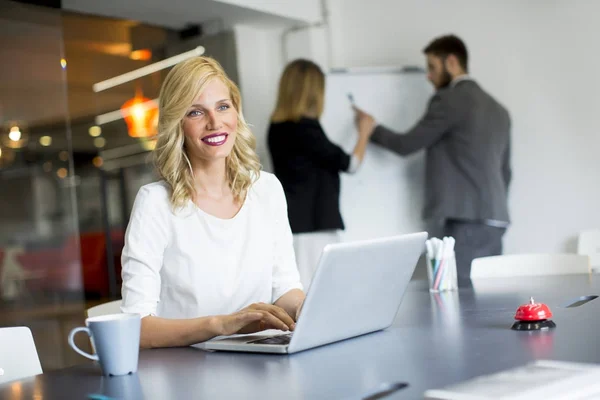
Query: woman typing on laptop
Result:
<box><xmin>120</xmin><ymin>56</ymin><xmax>305</xmax><ymax>349</ymax></box>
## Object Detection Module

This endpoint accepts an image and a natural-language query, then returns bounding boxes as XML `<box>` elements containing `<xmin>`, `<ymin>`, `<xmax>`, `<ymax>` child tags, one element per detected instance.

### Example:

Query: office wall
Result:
<box><xmin>285</xmin><ymin>25</ymin><xmax>330</xmax><ymax>70</ymax></box>
<box><xmin>217</xmin><ymin>0</ymin><xmax>322</xmax><ymax>24</ymax></box>
<box><xmin>233</xmin><ymin>25</ymin><xmax>285</xmax><ymax>172</ymax></box>
<box><xmin>323</xmin><ymin>0</ymin><xmax>600</xmax><ymax>254</ymax></box>
<box><xmin>233</xmin><ymin>21</ymin><xmax>333</xmax><ymax>174</ymax></box>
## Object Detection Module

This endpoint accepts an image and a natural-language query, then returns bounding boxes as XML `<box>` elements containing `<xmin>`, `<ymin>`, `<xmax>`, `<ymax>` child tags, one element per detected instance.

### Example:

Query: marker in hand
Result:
<box><xmin>347</xmin><ymin>92</ymin><xmax>355</xmax><ymax>106</ymax></box>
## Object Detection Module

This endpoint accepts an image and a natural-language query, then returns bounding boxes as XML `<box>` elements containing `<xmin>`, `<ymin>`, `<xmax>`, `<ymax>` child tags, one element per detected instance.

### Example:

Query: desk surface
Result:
<box><xmin>2</xmin><ymin>275</ymin><xmax>599</xmax><ymax>399</ymax></box>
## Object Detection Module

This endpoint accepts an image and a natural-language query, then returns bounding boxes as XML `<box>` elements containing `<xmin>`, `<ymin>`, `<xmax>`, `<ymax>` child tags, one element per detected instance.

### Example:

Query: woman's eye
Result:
<box><xmin>218</xmin><ymin>104</ymin><xmax>230</xmax><ymax>111</ymax></box>
<box><xmin>187</xmin><ymin>110</ymin><xmax>203</xmax><ymax>117</ymax></box>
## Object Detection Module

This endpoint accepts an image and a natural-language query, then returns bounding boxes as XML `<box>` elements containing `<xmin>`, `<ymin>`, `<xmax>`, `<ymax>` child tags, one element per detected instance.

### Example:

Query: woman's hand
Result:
<box><xmin>353</xmin><ymin>106</ymin><xmax>376</xmax><ymax>138</ymax></box>
<box><xmin>294</xmin><ymin>298</ymin><xmax>305</xmax><ymax>321</ymax></box>
<box><xmin>215</xmin><ymin>302</ymin><xmax>296</xmax><ymax>336</ymax></box>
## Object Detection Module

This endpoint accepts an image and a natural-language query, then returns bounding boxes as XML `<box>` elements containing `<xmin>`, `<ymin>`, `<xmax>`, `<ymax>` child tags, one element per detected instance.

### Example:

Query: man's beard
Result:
<box><xmin>436</xmin><ymin>67</ymin><xmax>453</xmax><ymax>89</ymax></box>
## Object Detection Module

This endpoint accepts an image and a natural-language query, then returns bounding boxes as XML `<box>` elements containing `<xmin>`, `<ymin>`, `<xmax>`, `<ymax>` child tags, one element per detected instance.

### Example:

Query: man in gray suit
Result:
<box><xmin>354</xmin><ymin>35</ymin><xmax>511</xmax><ymax>286</ymax></box>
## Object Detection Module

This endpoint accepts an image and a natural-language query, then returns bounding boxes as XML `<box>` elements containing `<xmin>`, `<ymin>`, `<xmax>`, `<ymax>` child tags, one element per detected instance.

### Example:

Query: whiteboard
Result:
<box><xmin>320</xmin><ymin>70</ymin><xmax>433</xmax><ymax>242</ymax></box>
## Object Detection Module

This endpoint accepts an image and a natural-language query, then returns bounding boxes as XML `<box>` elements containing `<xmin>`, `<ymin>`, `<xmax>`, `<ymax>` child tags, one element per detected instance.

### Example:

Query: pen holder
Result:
<box><xmin>426</xmin><ymin>253</ymin><xmax>458</xmax><ymax>293</ymax></box>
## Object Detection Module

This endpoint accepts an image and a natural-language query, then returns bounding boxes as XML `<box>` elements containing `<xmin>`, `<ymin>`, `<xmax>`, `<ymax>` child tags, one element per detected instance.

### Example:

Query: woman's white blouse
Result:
<box><xmin>120</xmin><ymin>172</ymin><xmax>303</xmax><ymax>319</ymax></box>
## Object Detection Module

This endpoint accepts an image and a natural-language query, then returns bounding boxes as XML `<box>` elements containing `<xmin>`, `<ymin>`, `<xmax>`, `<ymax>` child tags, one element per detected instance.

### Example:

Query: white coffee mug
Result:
<box><xmin>68</xmin><ymin>313</ymin><xmax>141</xmax><ymax>376</ymax></box>
<box><xmin>99</xmin><ymin>373</ymin><xmax>145</xmax><ymax>399</ymax></box>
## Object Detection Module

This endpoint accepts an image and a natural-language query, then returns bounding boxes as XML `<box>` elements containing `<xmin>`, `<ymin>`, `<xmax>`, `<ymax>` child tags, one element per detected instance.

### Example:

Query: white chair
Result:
<box><xmin>87</xmin><ymin>299</ymin><xmax>123</xmax><ymax>318</ymax></box>
<box><xmin>0</xmin><ymin>327</ymin><xmax>43</xmax><ymax>384</ymax></box>
<box><xmin>578</xmin><ymin>230</ymin><xmax>600</xmax><ymax>272</ymax></box>
<box><xmin>471</xmin><ymin>254</ymin><xmax>591</xmax><ymax>279</ymax></box>
<box><xmin>1</xmin><ymin>247</ymin><xmax>25</xmax><ymax>300</ymax></box>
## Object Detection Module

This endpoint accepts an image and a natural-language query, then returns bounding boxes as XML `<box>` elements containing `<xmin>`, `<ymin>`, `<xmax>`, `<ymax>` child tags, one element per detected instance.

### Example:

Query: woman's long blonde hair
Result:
<box><xmin>154</xmin><ymin>56</ymin><xmax>260</xmax><ymax>209</ymax></box>
<box><xmin>271</xmin><ymin>59</ymin><xmax>325</xmax><ymax>123</ymax></box>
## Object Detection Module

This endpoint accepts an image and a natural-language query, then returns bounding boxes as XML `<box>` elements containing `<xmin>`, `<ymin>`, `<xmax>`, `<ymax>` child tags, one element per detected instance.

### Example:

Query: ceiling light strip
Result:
<box><xmin>92</xmin><ymin>46</ymin><xmax>205</xmax><ymax>93</ymax></box>
<box><xmin>95</xmin><ymin>98</ymin><xmax>159</xmax><ymax>125</ymax></box>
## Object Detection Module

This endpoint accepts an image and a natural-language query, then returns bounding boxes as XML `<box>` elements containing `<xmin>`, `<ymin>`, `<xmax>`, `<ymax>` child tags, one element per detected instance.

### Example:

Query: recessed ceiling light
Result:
<box><xmin>94</xmin><ymin>137</ymin><xmax>106</xmax><ymax>148</ymax></box>
<box><xmin>57</xmin><ymin>167</ymin><xmax>68</xmax><ymax>179</ymax></box>
<box><xmin>89</xmin><ymin>126</ymin><xmax>102</xmax><ymax>137</ymax></box>
<box><xmin>39</xmin><ymin>136</ymin><xmax>52</xmax><ymax>146</ymax></box>
<box><xmin>8</xmin><ymin>126</ymin><xmax>21</xmax><ymax>142</ymax></box>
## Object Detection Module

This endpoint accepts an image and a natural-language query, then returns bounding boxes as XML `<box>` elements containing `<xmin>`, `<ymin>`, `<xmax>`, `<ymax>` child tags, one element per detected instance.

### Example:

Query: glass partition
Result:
<box><xmin>0</xmin><ymin>0</ymin><xmax>86</xmax><ymax>370</ymax></box>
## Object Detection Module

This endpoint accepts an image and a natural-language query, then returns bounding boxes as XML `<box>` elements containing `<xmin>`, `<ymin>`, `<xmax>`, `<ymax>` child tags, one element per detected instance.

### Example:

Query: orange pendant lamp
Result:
<box><xmin>120</xmin><ymin>88</ymin><xmax>158</xmax><ymax>138</ymax></box>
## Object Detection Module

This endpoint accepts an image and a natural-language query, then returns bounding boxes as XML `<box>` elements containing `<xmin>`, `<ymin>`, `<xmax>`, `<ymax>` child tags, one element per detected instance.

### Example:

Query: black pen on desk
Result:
<box><xmin>362</xmin><ymin>382</ymin><xmax>409</xmax><ymax>400</ymax></box>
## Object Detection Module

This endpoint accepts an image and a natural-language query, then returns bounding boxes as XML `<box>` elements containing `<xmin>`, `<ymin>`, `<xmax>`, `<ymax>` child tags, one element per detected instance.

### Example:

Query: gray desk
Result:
<box><xmin>2</xmin><ymin>275</ymin><xmax>599</xmax><ymax>399</ymax></box>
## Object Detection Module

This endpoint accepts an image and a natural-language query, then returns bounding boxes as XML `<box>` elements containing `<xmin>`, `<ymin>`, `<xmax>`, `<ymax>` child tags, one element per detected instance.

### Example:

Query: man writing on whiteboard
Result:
<box><xmin>354</xmin><ymin>34</ymin><xmax>511</xmax><ymax>286</ymax></box>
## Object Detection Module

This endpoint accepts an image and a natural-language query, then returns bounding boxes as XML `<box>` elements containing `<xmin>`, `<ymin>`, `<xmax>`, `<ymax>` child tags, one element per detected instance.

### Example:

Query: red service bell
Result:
<box><xmin>511</xmin><ymin>297</ymin><xmax>557</xmax><ymax>331</ymax></box>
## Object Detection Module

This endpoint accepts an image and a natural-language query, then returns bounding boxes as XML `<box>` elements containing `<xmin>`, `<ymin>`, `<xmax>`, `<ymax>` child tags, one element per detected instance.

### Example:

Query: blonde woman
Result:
<box><xmin>268</xmin><ymin>59</ymin><xmax>375</xmax><ymax>291</ymax></box>
<box><xmin>121</xmin><ymin>56</ymin><xmax>305</xmax><ymax>349</ymax></box>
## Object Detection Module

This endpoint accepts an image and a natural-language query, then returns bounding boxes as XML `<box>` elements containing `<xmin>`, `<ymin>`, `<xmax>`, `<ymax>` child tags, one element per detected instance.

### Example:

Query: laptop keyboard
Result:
<box><xmin>248</xmin><ymin>333</ymin><xmax>292</xmax><ymax>345</ymax></box>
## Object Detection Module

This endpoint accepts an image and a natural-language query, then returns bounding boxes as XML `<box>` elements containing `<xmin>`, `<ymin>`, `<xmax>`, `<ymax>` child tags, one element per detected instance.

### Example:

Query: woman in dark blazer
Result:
<box><xmin>268</xmin><ymin>59</ymin><xmax>374</xmax><ymax>290</ymax></box>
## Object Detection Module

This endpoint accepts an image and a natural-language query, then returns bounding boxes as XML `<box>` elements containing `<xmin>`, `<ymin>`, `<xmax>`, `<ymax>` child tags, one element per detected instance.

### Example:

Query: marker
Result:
<box><xmin>347</xmin><ymin>93</ymin><xmax>355</xmax><ymax>105</ymax></box>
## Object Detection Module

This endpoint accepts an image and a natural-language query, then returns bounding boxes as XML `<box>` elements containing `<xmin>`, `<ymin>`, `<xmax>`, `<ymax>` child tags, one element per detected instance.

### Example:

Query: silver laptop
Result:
<box><xmin>202</xmin><ymin>232</ymin><xmax>427</xmax><ymax>354</ymax></box>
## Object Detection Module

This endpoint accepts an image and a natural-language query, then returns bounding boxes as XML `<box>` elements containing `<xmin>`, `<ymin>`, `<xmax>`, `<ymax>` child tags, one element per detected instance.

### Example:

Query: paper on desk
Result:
<box><xmin>423</xmin><ymin>360</ymin><xmax>600</xmax><ymax>400</ymax></box>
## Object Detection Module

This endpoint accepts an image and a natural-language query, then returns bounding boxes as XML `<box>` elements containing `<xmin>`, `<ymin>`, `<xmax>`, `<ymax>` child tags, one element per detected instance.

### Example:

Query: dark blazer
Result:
<box><xmin>371</xmin><ymin>79</ymin><xmax>511</xmax><ymax>223</ymax></box>
<box><xmin>268</xmin><ymin>118</ymin><xmax>351</xmax><ymax>234</ymax></box>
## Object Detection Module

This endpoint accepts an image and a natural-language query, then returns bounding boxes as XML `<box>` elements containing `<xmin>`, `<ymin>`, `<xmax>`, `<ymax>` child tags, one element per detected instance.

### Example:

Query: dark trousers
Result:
<box><xmin>430</xmin><ymin>219</ymin><xmax>506</xmax><ymax>287</ymax></box>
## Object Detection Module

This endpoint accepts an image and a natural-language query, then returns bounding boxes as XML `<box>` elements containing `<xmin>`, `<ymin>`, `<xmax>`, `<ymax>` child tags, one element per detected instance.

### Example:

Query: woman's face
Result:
<box><xmin>182</xmin><ymin>78</ymin><xmax>238</xmax><ymax>164</ymax></box>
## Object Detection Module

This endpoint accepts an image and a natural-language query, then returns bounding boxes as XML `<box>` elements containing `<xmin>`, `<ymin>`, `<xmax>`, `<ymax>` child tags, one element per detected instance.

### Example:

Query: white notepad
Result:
<box><xmin>424</xmin><ymin>360</ymin><xmax>600</xmax><ymax>400</ymax></box>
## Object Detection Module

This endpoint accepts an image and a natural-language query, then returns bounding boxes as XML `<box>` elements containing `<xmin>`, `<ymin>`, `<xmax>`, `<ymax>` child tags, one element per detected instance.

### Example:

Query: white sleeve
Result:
<box><xmin>346</xmin><ymin>154</ymin><xmax>362</xmax><ymax>174</ymax></box>
<box><xmin>120</xmin><ymin>186</ymin><xmax>170</xmax><ymax>317</ymax></box>
<box><xmin>269</xmin><ymin>176</ymin><xmax>304</xmax><ymax>303</ymax></box>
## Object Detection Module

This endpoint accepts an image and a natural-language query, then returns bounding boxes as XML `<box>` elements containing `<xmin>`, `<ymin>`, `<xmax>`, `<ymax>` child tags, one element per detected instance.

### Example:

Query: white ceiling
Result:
<box><xmin>62</xmin><ymin>0</ymin><xmax>308</xmax><ymax>30</ymax></box>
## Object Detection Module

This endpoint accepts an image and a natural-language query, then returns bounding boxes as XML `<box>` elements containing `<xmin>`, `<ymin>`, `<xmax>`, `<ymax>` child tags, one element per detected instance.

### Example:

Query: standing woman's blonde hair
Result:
<box><xmin>154</xmin><ymin>56</ymin><xmax>260</xmax><ymax>209</ymax></box>
<box><xmin>271</xmin><ymin>59</ymin><xmax>325</xmax><ymax>123</ymax></box>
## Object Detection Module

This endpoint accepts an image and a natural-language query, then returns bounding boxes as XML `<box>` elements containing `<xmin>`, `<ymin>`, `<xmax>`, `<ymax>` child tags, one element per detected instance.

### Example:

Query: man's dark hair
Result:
<box><xmin>423</xmin><ymin>35</ymin><xmax>468</xmax><ymax>72</ymax></box>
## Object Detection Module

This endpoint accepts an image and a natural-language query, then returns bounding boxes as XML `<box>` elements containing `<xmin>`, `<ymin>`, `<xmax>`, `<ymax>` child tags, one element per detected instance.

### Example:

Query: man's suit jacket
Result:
<box><xmin>371</xmin><ymin>79</ymin><xmax>511</xmax><ymax>223</ymax></box>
